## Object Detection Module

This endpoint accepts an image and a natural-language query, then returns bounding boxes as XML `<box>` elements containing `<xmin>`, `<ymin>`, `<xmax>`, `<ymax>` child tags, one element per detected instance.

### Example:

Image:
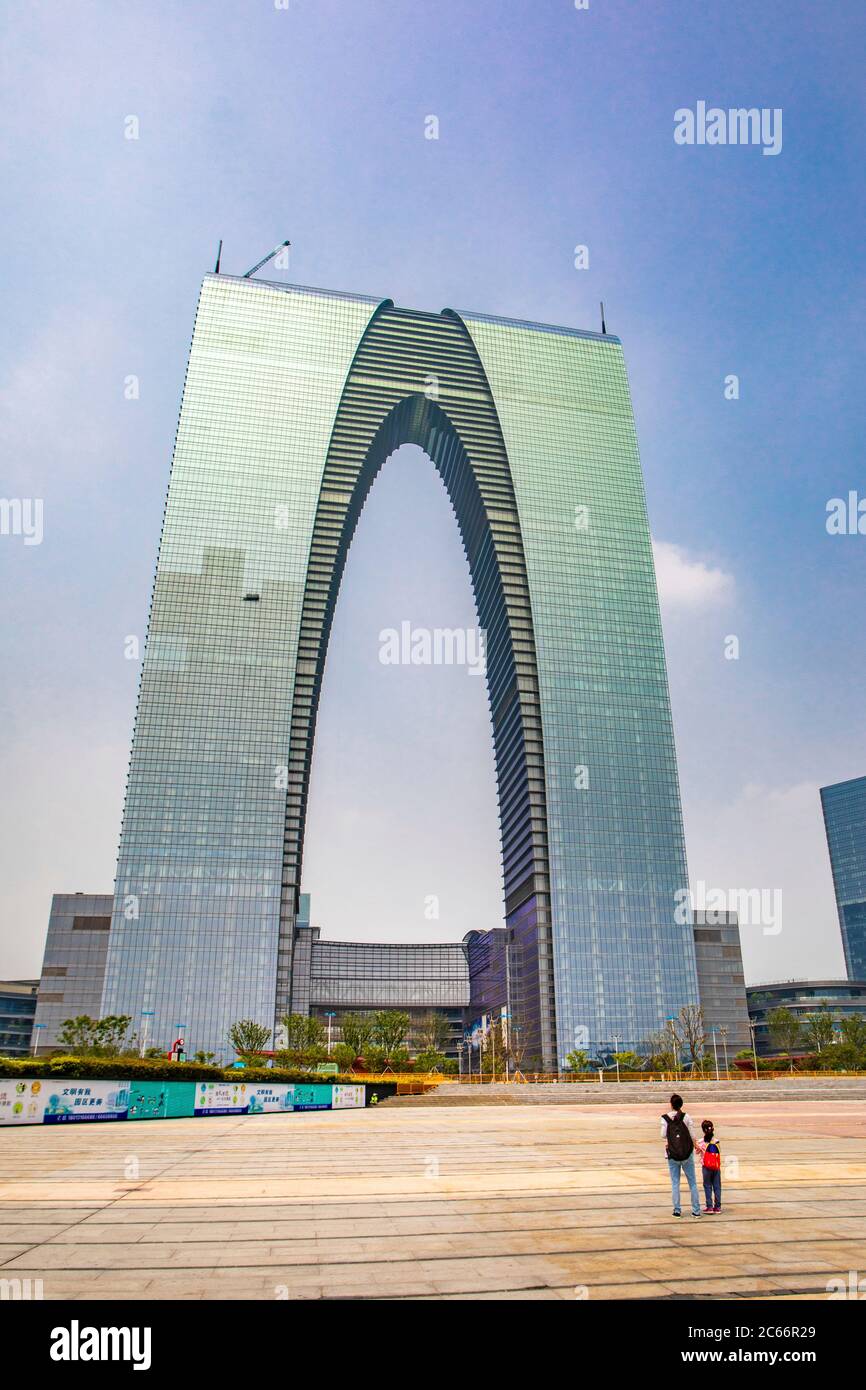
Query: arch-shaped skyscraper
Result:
<box><xmin>102</xmin><ymin>274</ymin><xmax>698</xmax><ymax>1068</ymax></box>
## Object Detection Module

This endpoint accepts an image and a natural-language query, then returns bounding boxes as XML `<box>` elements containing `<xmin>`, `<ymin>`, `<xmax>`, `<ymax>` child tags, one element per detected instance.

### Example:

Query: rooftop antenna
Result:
<box><xmin>214</xmin><ymin>239</ymin><xmax>222</xmax><ymax>274</ymax></box>
<box><xmin>600</xmin><ymin>301</ymin><xmax>607</xmax><ymax>335</ymax></box>
<box><xmin>243</xmin><ymin>238</ymin><xmax>292</xmax><ymax>279</ymax></box>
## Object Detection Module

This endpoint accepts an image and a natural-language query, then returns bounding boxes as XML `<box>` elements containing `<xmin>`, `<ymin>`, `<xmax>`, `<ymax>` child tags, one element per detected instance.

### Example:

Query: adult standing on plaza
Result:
<box><xmin>660</xmin><ymin>1093</ymin><xmax>702</xmax><ymax>1217</ymax></box>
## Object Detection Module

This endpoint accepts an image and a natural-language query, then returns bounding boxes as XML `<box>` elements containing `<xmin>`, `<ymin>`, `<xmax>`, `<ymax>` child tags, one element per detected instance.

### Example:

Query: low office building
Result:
<box><xmin>30</xmin><ymin>889</ymin><xmax>749</xmax><ymax>1066</ymax></box>
<box><xmin>0</xmin><ymin>980</ymin><xmax>39</xmax><ymax>1057</ymax></box>
<box><xmin>32</xmin><ymin>894</ymin><xmax>113</xmax><ymax>1053</ymax></box>
<box><xmin>747</xmin><ymin>979</ymin><xmax>866</xmax><ymax>1055</ymax></box>
<box><xmin>692</xmin><ymin>910</ymin><xmax>751</xmax><ymax>1052</ymax></box>
<box><xmin>289</xmin><ymin>923</ymin><xmax>470</xmax><ymax>1058</ymax></box>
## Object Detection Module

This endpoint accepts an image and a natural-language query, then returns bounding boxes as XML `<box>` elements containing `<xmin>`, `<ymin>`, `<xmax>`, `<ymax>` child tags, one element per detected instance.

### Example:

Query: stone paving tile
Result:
<box><xmin>425</xmin><ymin>1286</ymin><xmax>577</xmax><ymax>1300</ymax></box>
<box><xmin>0</xmin><ymin>1244</ymin><xmax>38</xmax><ymax>1263</ymax></box>
<box><xmin>660</xmin><ymin>1274</ymin><xmax>830</xmax><ymax>1297</ymax></box>
<box><xmin>2</xmin><ymin>1095</ymin><xmax>866</xmax><ymax>1299</ymax></box>
<box><xmin>425</xmin><ymin>1281</ymin><xmax>673</xmax><ymax>1300</ymax></box>
<box><xmin>0</xmin><ymin>1224</ymin><xmax>72</xmax><ymax>1243</ymax></box>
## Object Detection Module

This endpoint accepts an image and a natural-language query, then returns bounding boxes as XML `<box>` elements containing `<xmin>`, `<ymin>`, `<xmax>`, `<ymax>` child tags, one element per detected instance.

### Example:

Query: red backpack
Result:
<box><xmin>703</xmin><ymin>1141</ymin><xmax>721</xmax><ymax>1170</ymax></box>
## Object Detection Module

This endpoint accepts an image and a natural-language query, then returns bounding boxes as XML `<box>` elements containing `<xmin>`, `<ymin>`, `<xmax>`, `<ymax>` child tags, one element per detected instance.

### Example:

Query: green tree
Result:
<box><xmin>364</xmin><ymin>1045</ymin><xmax>387</xmax><ymax>1072</ymax></box>
<box><xmin>826</xmin><ymin>1041</ymin><xmax>862</xmax><ymax>1071</ymax></box>
<box><xmin>364</xmin><ymin>1044</ymin><xmax>409</xmax><ymax>1073</ymax></box>
<box><xmin>415</xmin><ymin>1048</ymin><xmax>446</xmax><ymax>1073</ymax></box>
<box><xmin>339</xmin><ymin>1013</ymin><xmax>375</xmax><ymax>1058</ymax></box>
<box><xmin>839</xmin><ymin>1015</ymin><xmax>866</xmax><ymax>1057</ymax></box>
<box><xmin>671</xmin><ymin>1004</ymin><xmax>706</xmax><ymax>1070</ymax></box>
<box><xmin>802</xmin><ymin>1009</ymin><xmax>835</xmax><ymax>1053</ymax></box>
<box><xmin>642</xmin><ymin>1030</ymin><xmax>675</xmax><ymax>1071</ymax></box>
<box><xmin>612</xmin><ymin>1051</ymin><xmax>643</xmax><ymax>1072</ymax></box>
<box><xmin>331</xmin><ymin>1042</ymin><xmax>356</xmax><ymax>1071</ymax></box>
<box><xmin>193</xmin><ymin>1050</ymin><xmax>217</xmax><ymax>1065</ymax></box>
<box><xmin>280</xmin><ymin>1014</ymin><xmax>326</xmax><ymax>1052</ymax></box>
<box><xmin>415</xmin><ymin>1012</ymin><xmax>451</xmax><ymax>1054</ymax></box>
<box><xmin>56</xmin><ymin>1014</ymin><xmax>135</xmax><ymax>1057</ymax></box>
<box><xmin>372</xmin><ymin>1010</ymin><xmax>410</xmax><ymax>1056</ymax></box>
<box><xmin>767</xmin><ymin>1007</ymin><xmax>801</xmax><ymax>1055</ymax></box>
<box><xmin>564</xmin><ymin>1049</ymin><xmax>590</xmax><ymax>1072</ymax></box>
<box><xmin>228</xmin><ymin>1019</ymin><xmax>271</xmax><ymax>1059</ymax></box>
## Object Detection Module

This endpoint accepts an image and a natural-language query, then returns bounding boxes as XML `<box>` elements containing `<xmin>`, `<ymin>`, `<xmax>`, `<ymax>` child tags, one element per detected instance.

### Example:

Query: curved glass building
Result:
<box><xmin>101</xmin><ymin>274</ymin><xmax>698</xmax><ymax>1067</ymax></box>
<box><xmin>821</xmin><ymin>775</ymin><xmax>866</xmax><ymax>981</ymax></box>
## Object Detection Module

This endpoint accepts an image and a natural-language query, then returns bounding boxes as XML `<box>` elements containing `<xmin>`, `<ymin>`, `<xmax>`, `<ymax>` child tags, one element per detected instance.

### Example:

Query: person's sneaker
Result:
<box><xmin>672</xmin><ymin>1209</ymin><xmax>682</xmax><ymax>1217</ymax></box>
<box><xmin>713</xmin><ymin>1207</ymin><xmax>722</xmax><ymax>1214</ymax></box>
<box><xmin>692</xmin><ymin>1210</ymin><xmax>702</xmax><ymax>1217</ymax></box>
<box><xmin>704</xmin><ymin>1206</ymin><xmax>713</xmax><ymax>1213</ymax></box>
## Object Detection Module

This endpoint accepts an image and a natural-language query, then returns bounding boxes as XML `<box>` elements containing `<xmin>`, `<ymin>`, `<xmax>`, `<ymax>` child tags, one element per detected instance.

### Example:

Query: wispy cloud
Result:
<box><xmin>653</xmin><ymin>540</ymin><xmax>734</xmax><ymax>609</ymax></box>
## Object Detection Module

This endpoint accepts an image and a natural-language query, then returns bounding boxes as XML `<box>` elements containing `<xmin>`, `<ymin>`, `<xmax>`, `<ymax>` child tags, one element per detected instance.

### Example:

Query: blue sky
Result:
<box><xmin>1</xmin><ymin>0</ymin><xmax>864</xmax><ymax>986</ymax></box>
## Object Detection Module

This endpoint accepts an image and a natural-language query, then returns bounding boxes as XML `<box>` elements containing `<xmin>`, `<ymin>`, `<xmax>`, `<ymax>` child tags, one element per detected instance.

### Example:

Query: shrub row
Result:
<box><xmin>0</xmin><ymin>1056</ymin><xmax>357</xmax><ymax>1085</ymax></box>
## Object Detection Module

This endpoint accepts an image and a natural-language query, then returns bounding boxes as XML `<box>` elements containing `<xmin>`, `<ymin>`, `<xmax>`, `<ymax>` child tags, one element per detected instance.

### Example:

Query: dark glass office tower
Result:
<box><xmin>821</xmin><ymin>775</ymin><xmax>866</xmax><ymax>980</ymax></box>
<box><xmin>102</xmin><ymin>274</ymin><xmax>698</xmax><ymax>1067</ymax></box>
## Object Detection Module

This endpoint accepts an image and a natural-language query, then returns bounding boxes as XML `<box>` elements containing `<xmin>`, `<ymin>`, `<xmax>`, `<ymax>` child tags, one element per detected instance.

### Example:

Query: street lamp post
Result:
<box><xmin>325</xmin><ymin>1011</ymin><xmax>336</xmax><ymax>1055</ymax></box>
<box><xmin>502</xmin><ymin>1007</ymin><xmax>510</xmax><ymax>1083</ymax></box>
<box><xmin>612</xmin><ymin>1035</ymin><xmax>621</xmax><ymax>1083</ymax></box>
<box><xmin>749</xmin><ymin>1019</ymin><xmax>759</xmax><ymax>1080</ymax></box>
<box><xmin>139</xmin><ymin>1010</ymin><xmax>155</xmax><ymax>1059</ymax></box>
<box><xmin>31</xmin><ymin>1022</ymin><xmax>45</xmax><ymax>1057</ymax></box>
<box><xmin>512</xmin><ymin>1024</ymin><xmax>521</xmax><ymax>1081</ymax></box>
<box><xmin>712</xmin><ymin>1028</ymin><xmax>720</xmax><ymax>1082</ymax></box>
<box><xmin>504</xmin><ymin>936</ymin><xmax>512</xmax><ymax>1082</ymax></box>
<box><xmin>719</xmin><ymin>1025</ymin><xmax>729</xmax><ymax>1078</ymax></box>
<box><xmin>667</xmin><ymin>1016</ymin><xmax>678</xmax><ymax>1082</ymax></box>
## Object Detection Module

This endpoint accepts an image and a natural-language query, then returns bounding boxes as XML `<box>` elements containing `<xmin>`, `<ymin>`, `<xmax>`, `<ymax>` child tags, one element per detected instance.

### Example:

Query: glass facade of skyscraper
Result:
<box><xmin>821</xmin><ymin>775</ymin><xmax>866</xmax><ymax>980</ymax></box>
<box><xmin>102</xmin><ymin>274</ymin><xmax>698</xmax><ymax>1066</ymax></box>
<box><xmin>462</xmin><ymin>311</ymin><xmax>697</xmax><ymax>1064</ymax></box>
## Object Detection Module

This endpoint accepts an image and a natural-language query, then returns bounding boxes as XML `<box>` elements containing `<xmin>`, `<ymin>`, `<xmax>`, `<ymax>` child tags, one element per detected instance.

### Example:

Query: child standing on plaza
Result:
<box><xmin>698</xmin><ymin>1119</ymin><xmax>722</xmax><ymax>1212</ymax></box>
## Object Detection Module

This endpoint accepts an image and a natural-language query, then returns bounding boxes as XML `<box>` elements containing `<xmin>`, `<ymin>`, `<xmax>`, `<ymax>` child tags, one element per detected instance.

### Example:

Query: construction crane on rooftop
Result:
<box><xmin>243</xmin><ymin>239</ymin><xmax>292</xmax><ymax>278</ymax></box>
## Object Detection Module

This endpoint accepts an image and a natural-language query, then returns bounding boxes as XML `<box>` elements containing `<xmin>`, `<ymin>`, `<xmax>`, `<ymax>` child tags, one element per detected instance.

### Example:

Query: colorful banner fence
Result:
<box><xmin>0</xmin><ymin>1078</ymin><xmax>367</xmax><ymax>1126</ymax></box>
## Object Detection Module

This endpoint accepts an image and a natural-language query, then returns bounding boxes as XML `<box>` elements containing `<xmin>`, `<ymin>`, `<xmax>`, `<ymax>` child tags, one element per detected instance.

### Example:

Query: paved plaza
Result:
<box><xmin>2</xmin><ymin>1085</ymin><xmax>866</xmax><ymax>1300</ymax></box>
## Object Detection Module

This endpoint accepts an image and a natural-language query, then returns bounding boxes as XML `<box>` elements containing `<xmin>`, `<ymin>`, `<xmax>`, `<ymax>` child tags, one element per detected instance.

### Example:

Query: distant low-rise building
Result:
<box><xmin>32</xmin><ymin>894</ymin><xmax>113</xmax><ymax>1053</ymax></box>
<box><xmin>0</xmin><ymin>980</ymin><xmax>39</xmax><ymax>1057</ymax></box>
<box><xmin>289</xmin><ymin>920</ymin><xmax>469</xmax><ymax>1059</ymax></box>
<box><xmin>747</xmin><ymin>979</ymin><xmax>866</xmax><ymax>1055</ymax></box>
<box><xmin>26</xmin><ymin>888</ymin><xmax>750</xmax><ymax>1069</ymax></box>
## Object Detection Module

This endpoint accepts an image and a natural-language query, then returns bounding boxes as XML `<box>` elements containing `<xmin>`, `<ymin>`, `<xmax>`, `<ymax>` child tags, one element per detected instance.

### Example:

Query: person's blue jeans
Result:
<box><xmin>702</xmin><ymin>1167</ymin><xmax>722</xmax><ymax>1210</ymax></box>
<box><xmin>668</xmin><ymin>1154</ymin><xmax>701</xmax><ymax>1214</ymax></box>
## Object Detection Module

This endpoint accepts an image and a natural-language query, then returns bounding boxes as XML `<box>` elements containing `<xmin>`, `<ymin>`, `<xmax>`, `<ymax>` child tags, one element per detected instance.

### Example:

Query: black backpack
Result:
<box><xmin>664</xmin><ymin>1110</ymin><xmax>694</xmax><ymax>1161</ymax></box>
